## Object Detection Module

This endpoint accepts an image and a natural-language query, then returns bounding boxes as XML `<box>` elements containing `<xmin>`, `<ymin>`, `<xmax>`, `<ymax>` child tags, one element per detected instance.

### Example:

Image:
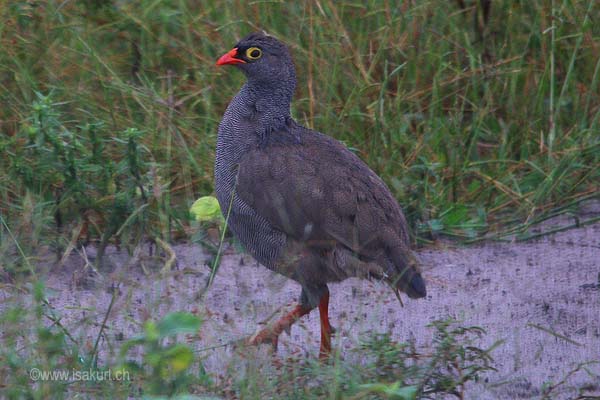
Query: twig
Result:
<box><xmin>157</xmin><ymin>236</ymin><xmax>176</xmax><ymax>274</ymax></box>
<box><xmin>91</xmin><ymin>290</ymin><xmax>117</xmax><ymax>367</ymax></box>
<box><xmin>0</xmin><ymin>214</ymin><xmax>35</xmax><ymax>276</ymax></box>
<box><xmin>527</xmin><ymin>323</ymin><xmax>582</xmax><ymax>347</ymax></box>
<box><xmin>59</xmin><ymin>220</ymin><xmax>84</xmax><ymax>268</ymax></box>
<box><xmin>204</xmin><ymin>184</ymin><xmax>236</xmax><ymax>292</ymax></box>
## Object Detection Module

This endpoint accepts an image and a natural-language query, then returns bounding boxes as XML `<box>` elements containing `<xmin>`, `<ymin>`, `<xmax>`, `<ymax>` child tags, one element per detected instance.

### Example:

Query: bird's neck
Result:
<box><xmin>244</xmin><ymin>78</ymin><xmax>295</xmax><ymax>123</ymax></box>
<box><xmin>214</xmin><ymin>77</ymin><xmax>297</xmax><ymax>208</ymax></box>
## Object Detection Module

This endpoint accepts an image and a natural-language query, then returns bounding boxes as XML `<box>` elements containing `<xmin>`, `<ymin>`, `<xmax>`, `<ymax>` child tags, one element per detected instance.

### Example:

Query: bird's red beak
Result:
<box><xmin>216</xmin><ymin>48</ymin><xmax>246</xmax><ymax>66</ymax></box>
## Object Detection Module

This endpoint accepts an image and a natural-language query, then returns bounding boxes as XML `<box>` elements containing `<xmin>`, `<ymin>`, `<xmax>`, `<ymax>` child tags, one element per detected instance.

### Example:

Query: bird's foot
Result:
<box><xmin>318</xmin><ymin>325</ymin><xmax>336</xmax><ymax>361</ymax></box>
<box><xmin>247</xmin><ymin>326</ymin><xmax>280</xmax><ymax>351</ymax></box>
<box><xmin>246</xmin><ymin>304</ymin><xmax>311</xmax><ymax>353</ymax></box>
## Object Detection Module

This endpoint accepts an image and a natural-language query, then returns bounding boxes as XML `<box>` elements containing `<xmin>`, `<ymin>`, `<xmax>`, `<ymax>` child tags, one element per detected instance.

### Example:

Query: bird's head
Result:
<box><xmin>216</xmin><ymin>32</ymin><xmax>296</xmax><ymax>85</ymax></box>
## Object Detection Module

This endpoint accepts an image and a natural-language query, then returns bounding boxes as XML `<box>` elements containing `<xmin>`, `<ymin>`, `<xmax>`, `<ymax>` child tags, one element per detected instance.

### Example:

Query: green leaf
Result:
<box><xmin>392</xmin><ymin>386</ymin><xmax>418</xmax><ymax>400</ymax></box>
<box><xmin>119</xmin><ymin>335</ymin><xmax>146</xmax><ymax>358</ymax></box>
<box><xmin>143</xmin><ymin>395</ymin><xmax>220</xmax><ymax>400</ymax></box>
<box><xmin>144</xmin><ymin>320</ymin><xmax>160</xmax><ymax>341</ymax></box>
<box><xmin>156</xmin><ymin>312</ymin><xmax>201</xmax><ymax>338</ymax></box>
<box><xmin>163</xmin><ymin>344</ymin><xmax>194</xmax><ymax>373</ymax></box>
<box><xmin>33</xmin><ymin>281</ymin><xmax>46</xmax><ymax>302</ymax></box>
<box><xmin>118</xmin><ymin>361</ymin><xmax>142</xmax><ymax>375</ymax></box>
<box><xmin>358</xmin><ymin>382</ymin><xmax>418</xmax><ymax>399</ymax></box>
<box><xmin>441</xmin><ymin>204</ymin><xmax>469</xmax><ymax>226</ymax></box>
<box><xmin>190</xmin><ymin>196</ymin><xmax>223</xmax><ymax>222</ymax></box>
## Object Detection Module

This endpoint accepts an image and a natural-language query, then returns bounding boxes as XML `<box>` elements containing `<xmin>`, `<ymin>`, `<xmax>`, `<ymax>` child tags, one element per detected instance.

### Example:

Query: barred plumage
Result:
<box><xmin>214</xmin><ymin>32</ymin><xmax>426</xmax><ymax>357</ymax></box>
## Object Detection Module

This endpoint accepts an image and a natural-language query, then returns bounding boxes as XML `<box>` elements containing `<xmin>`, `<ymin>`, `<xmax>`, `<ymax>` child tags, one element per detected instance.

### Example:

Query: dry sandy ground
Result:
<box><xmin>8</xmin><ymin>216</ymin><xmax>599</xmax><ymax>399</ymax></box>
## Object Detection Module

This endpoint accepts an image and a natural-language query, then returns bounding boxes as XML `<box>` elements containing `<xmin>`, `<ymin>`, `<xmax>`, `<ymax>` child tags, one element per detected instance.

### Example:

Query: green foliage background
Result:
<box><xmin>1</xmin><ymin>0</ymin><xmax>599</xmax><ymax>252</ymax></box>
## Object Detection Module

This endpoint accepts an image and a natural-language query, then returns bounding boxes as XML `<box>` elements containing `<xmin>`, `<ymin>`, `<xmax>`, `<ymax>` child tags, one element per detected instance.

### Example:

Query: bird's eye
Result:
<box><xmin>245</xmin><ymin>47</ymin><xmax>262</xmax><ymax>60</ymax></box>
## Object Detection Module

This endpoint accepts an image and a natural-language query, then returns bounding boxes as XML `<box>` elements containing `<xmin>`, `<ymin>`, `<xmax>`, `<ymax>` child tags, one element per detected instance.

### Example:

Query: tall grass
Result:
<box><xmin>1</xmin><ymin>1</ymin><xmax>599</xmax><ymax>252</ymax></box>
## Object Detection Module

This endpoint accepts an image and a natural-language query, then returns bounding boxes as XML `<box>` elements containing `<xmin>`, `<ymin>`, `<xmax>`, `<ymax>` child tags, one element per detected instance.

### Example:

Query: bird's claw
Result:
<box><xmin>248</xmin><ymin>327</ymin><xmax>279</xmax><ymax>351</ymax></box>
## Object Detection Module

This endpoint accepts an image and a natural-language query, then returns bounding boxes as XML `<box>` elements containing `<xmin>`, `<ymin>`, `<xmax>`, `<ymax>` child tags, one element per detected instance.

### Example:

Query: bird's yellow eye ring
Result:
<box><xmin>245</xmin><ymin>47</ymin><xmax>262</xmax><ymax>60</ymax></box>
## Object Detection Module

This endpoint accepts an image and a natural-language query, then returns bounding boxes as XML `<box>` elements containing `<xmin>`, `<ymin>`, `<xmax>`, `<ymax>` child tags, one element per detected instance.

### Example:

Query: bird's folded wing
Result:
<box><xmin>235</xmin><ymin>130</ymin><xmax>409</xmax><ymax>259</ymax></box>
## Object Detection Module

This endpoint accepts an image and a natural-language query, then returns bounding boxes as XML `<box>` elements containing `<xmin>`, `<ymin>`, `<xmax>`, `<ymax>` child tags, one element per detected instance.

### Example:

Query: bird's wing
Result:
<box><xmin>235</xmin><ymin>129</ymin><xmax>410</xmax><ymax>260</ymax></box>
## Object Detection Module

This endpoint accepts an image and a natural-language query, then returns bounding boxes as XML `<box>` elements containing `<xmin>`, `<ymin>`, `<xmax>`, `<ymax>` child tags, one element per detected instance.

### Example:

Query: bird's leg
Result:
<box><xmin>248</xmin><ymin>284</ymin><xmax>335</xmax><ymax>358</ymax></box>
<box><xmin>248</xmin><ymin>304</ymin><xmax>311</xmax><ymax>350</ymax></box>
<box><xmin>318</xmin><ymin>290</ymin><xmax>335</xmax><ymax>359</ymax></box>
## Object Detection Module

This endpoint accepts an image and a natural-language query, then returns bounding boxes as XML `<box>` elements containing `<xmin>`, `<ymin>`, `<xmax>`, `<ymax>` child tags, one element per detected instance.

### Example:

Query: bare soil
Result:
<box><xmin>12</xmin><ymin>214</ymin><xmax>600</xmax><ymax>399</ymax></box>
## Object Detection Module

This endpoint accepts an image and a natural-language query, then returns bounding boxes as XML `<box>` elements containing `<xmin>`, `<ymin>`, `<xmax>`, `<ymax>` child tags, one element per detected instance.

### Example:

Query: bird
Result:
<box><xmin>214</xmin><ymin>32</ymin><xmax>426</xmax><ymax>358</ymax></box>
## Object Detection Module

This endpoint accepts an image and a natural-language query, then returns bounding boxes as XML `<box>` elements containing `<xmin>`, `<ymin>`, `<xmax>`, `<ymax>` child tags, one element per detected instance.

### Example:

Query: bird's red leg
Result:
<box><xmin>248</xmin><ymin>304</ymin><xmax>311</xmax><ymax>350</ymax></box>
<box><xmin>318</xmin><ymin>291</ymin><xmax>333</xmax><ymax>359</ymax></box>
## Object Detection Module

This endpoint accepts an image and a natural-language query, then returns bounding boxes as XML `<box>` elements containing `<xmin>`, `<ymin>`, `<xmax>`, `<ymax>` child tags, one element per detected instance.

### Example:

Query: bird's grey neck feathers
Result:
<box><xmin>215</xmin><ymin>58</ymin><xmax>297</xmax><ymax>208</ymax></box>
<box><xmin>244</xmin><ymin>59</ymin><xmax>296</xmax><ymax>130</ymax></box>
<box><xmin>246</xmin><ymin>79</ymin><xmax>294</xmax><ymax>120</ymax></box>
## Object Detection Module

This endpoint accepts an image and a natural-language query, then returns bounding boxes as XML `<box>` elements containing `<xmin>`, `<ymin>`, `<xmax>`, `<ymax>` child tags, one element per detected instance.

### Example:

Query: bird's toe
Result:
<box><xmin>248</xmin><ymin>327</ymin><xmax>279</xmax><ymax>351</ymax></box>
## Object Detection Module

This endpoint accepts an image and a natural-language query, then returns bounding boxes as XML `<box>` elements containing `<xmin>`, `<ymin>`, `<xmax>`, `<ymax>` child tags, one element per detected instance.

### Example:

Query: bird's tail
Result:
<box><xmin>387</xmin><ymin>246</ymin><xmax>427</xmax><ymax>299</ymax></box>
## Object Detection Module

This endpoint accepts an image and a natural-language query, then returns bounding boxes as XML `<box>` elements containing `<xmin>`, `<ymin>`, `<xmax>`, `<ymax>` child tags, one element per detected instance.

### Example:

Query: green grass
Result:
<box><xmin>0</xmin><ymin>0</ymin><xmax>599</xmax><ymax>398</ymax></box>
<box><xmin>1</xmin><ymin>0</ymin><xmax>599</xmax><ymax>251</ymax></box>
